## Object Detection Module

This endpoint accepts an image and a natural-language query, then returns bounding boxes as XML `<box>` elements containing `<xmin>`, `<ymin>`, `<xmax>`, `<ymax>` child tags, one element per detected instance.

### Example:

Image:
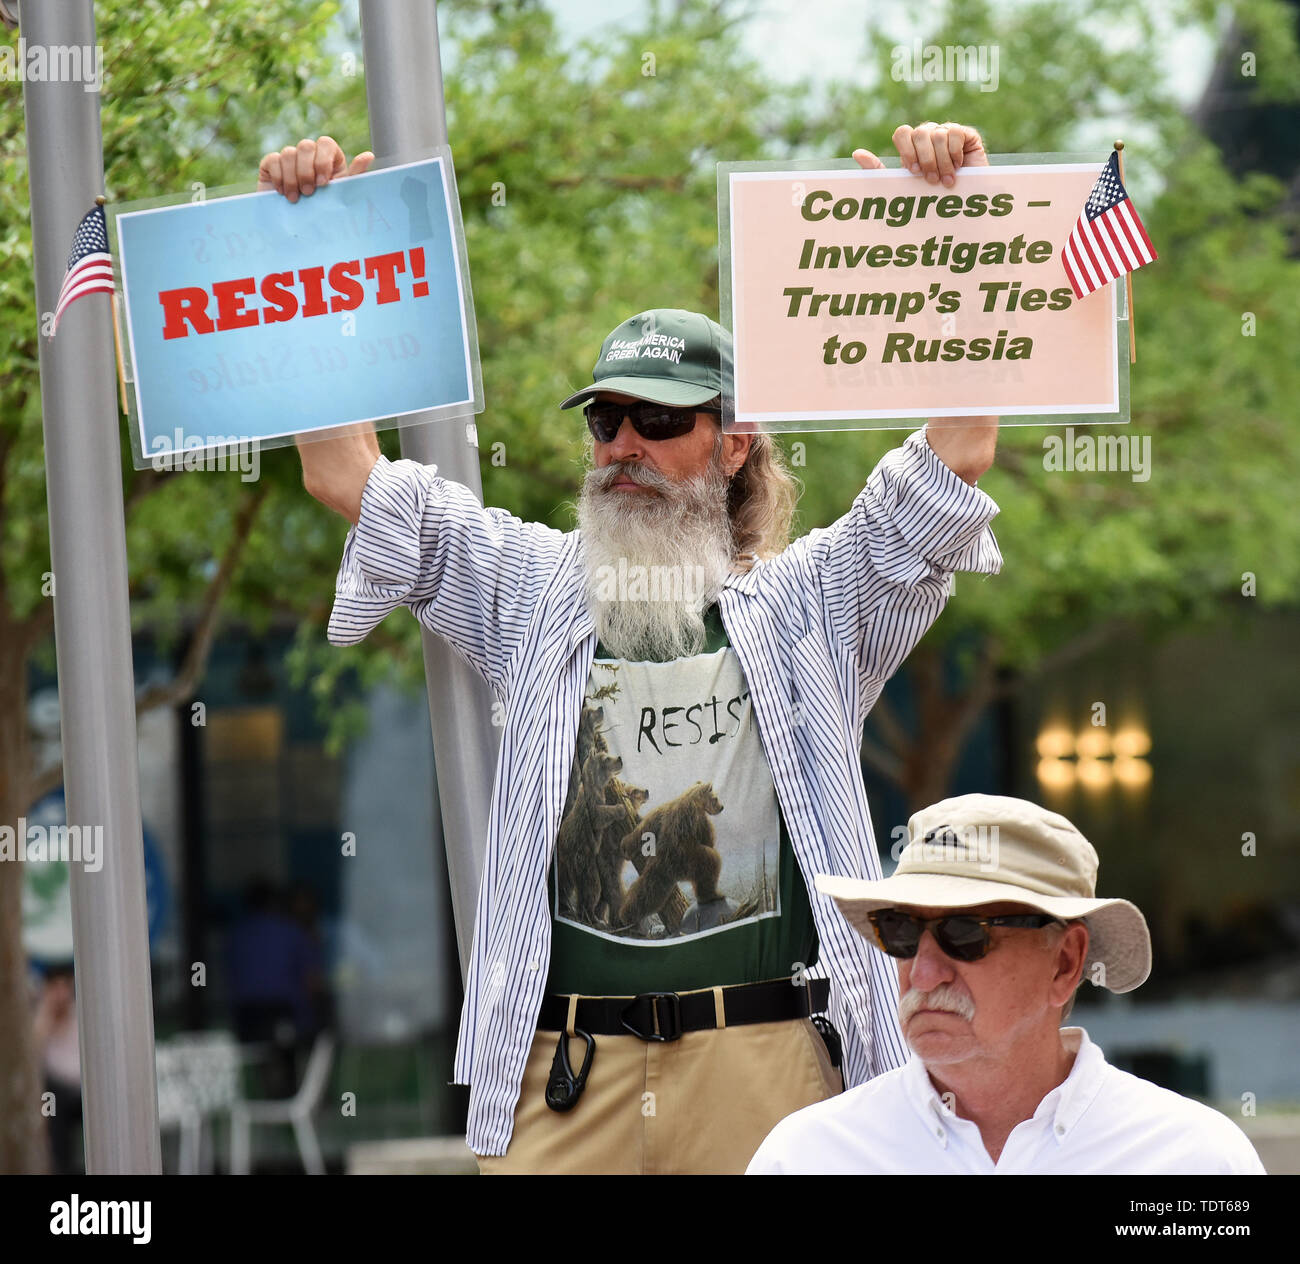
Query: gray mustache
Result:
<box><xmin>588</xmin><ymin>461</ymin><xmax>675</xmax><ymax>494</ymax></box>
<box><xmin>899</xmin><ymin>983</ymin><xmax>975</xmax><ymax>1024</ymax></box>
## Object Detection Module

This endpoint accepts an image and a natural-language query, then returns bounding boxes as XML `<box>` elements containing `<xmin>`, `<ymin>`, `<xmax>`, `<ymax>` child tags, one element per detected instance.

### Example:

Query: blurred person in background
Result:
<box><xmin>33</xmin><ymin>961</ymin><xmax>82</xmax><ymax>1174</ymax></box>
<box><xmin>225</xmin><ymin>878</ymin><xmax>324</xmax><ymax>1097</ymax></box>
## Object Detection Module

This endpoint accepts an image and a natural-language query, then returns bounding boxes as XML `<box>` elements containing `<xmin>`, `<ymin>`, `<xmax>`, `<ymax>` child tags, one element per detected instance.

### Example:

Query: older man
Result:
<box><xmin>747</xmin><ymin>794</ymin><xmax>1266</xmax><ymax>1174</ymax></box>
<box><xmin>261</xmin><ymin>123</ymin><xmax>1004</xmax><ymax>1173</ymax></box>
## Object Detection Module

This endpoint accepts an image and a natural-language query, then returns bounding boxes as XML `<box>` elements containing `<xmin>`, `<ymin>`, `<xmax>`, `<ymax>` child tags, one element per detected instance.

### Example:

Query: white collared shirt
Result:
<box><xmin>328</xmin><ymin>428</ymin><xmax>1002</xmax><ymax>1155</ymax></box>
<box><xmin>747</xmin><ymin>1027</ymin><xmax>1266</xmax><ymax>1174</ymax></box>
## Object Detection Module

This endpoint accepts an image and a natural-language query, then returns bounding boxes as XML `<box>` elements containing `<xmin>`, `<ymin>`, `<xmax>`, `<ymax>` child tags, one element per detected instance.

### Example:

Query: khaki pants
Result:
<box><xmin>476</xmin><ymin>1011</ymin><xmax>842</xmax><ymax>1175</ymax></box>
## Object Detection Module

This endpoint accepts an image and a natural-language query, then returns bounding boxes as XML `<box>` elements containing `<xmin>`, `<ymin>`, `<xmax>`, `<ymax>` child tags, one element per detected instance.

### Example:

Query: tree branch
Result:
<box><xmin>990</xmin><ymin>619</ymin><xmax>1126</xmax><ymax>702</ymax></box>
<box><xmin>123</xmin><ymin>466</ymin><xmax>181</xmax><ymax>517</ymax></box>
<box><xmin>545</xmin><ymin>173</ymin><xmax>687</xmax><ymax>192</ymax></box>
<box><xmin>860</xmin><ymin>737</ymin><xmax>904</xmax><ymax>786</ymax></box>
<box><xmin>135</xmin><ymin>485</ymin><xmax>269</xmax><ymax>715</ymax></box>
<box><xmin>26</xmin><ymin>760</ymin><xmax>65</xmax><ymax>807</ymax></box>
<box><xmin>865</xmin><ymin>690</ymin><xmax>910</xmax><ymax>758</ymax></box>
<box><xmin>945</xmin><ymin>636</ymin><xmax>1002</xmax><ymax>753</ymax></box>
<box><xmin>18</xmin><ymin>601</ymin><xmax>55</xmax><ymax>657</ymax></box>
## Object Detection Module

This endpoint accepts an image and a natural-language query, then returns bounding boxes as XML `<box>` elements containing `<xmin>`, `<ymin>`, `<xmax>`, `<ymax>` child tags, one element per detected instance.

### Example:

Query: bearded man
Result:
<box><xmin>264</xmin><ymin>121</ymin><xmax>1004</xmax><ymax>1174</ymax></box>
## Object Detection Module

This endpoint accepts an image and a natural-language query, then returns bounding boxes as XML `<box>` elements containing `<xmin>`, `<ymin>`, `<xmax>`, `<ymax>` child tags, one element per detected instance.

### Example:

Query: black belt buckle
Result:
<box><xmin>544</xmin><ymin>1028</ymin><xmax>596</xmax><ymax>1112</ymax></box>
<box><xmin>620</xmin><ymin>991</ymin><xmax>683</xmax><ymax>1042</ymax></box>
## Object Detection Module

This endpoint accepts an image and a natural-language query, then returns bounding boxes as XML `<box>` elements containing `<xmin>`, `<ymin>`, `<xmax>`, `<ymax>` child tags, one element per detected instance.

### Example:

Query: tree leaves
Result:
<box><xmin>4</xmin><ymin>0</ymin><xmax>1298</xmax><ymax>744</ymax></box>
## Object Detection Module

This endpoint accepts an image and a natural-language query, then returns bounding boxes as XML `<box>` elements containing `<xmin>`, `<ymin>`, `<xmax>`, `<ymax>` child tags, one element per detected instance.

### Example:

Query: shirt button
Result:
<box><xmin>1055</xmin><ymin>1124</ymin><xmax>1065</xmax><ymax>1136</ymax></box>
<box><xmin>527</xmin><ymin>960</ymin><xmax>538</xmax><ymax>971</ymax></box>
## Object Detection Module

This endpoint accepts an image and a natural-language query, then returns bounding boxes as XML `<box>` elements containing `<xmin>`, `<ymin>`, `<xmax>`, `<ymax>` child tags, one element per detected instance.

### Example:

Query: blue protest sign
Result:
<box><xmin>110</xmin><ymin>150</ymin><xmax>482</xmax><ymax>469</ymax></box>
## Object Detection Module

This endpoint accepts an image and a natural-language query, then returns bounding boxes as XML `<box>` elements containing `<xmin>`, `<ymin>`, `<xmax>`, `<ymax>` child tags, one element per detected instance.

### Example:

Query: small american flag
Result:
<box><xmin>1062</xmin><ymin>152</ymin><xmax>1157</xmax><ymax>300</ymax></box>
<box><xmin>51</xmin><ymin>203</ymin><xmax>115</xmax><ymax>335</ymax></box>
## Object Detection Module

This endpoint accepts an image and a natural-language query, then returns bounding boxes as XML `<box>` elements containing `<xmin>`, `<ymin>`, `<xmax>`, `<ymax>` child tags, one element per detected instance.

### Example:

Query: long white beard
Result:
<box><xmin>577</xmin><ymin>451</ymin><xmax>735</xmax><ymax>662</ymax></box>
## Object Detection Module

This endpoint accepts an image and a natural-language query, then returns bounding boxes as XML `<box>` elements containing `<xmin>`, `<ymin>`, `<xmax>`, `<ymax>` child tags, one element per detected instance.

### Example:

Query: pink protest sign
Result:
<box><xmin>720</xmin><ymin>159</ymin><xmax>1126</xmax><ymax>431</ymax></box>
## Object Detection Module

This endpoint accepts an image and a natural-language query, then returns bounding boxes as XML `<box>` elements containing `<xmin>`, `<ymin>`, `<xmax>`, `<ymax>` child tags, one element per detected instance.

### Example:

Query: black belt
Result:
<box><xmin>537</xmin><ymin>976</ymin><xmax>830</xmax><ymax>1042</ymax></box>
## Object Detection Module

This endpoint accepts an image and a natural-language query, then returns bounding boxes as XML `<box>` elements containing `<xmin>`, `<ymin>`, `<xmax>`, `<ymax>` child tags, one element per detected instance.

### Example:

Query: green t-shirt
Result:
<box><xmin>547</xmin><ymin>604</ymin><xmax>819</xmax><ymax>995</ymax></box>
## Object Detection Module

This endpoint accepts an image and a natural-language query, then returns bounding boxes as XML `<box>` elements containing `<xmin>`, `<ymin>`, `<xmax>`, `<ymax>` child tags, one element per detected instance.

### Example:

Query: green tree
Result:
<box><xmin>787</xmin><ymin>0</ymin><xmax>1300</xmax><ymax>808</ymax></box>
<box><xmin>0</xmin><ymin>0</ymin><xmax>796</xmax><ymax>1176</ymax></box>
<box><xmin>4</xmin><ymin>0</ymin><xmax>1298</xmax><ymax>1172</ymax></box>
<box><xmin>1</xmin><ymin>0</ymin><xmax>354</xmax><ymax>1177</ymax></box>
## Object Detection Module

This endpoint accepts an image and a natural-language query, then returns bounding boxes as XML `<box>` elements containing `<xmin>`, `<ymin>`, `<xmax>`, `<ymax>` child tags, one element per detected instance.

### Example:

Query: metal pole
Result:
<box><xmin>19</xmin><ymin>0</ymin><xmax>161</xmax><ymax>1171</ymax></box>
<box><xmin>360</xmin><ymin>0</ymin><xmax>498</xmax><ymax>978</ymax></box>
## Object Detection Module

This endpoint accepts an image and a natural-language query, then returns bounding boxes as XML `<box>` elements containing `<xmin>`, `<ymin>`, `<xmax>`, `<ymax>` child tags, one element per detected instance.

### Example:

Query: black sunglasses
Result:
<box><xmin>583</xmin><ymin>399</ymin><xmax>721</xmax><ymax>444</ymax></box>
<box><xmin>866</xmin><ymin>909</ymin><xmax>1061</xmax><ymax>963</ymax></box>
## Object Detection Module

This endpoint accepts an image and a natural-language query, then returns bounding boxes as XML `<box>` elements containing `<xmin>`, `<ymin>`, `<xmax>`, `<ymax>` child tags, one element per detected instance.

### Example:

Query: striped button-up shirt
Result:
<box><xmin>327</xmin><ymin>426</ymin><xmax>1003</xmax><ymax>1156</ymax></box>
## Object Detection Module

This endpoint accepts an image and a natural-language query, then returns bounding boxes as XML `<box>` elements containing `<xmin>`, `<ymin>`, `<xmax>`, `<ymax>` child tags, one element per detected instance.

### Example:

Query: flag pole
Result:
<box><xmin>1114</xmin><ymin>140</ymin><xmax>1137</xmax><ymax>364</ymax></box>
<box><xmin>22</xmin><ymin>1</ymin><xmax>161</xmax><ymax>1171</ymax></box>
<box><xmin>94</xmin><ymin>196</ymin><xmax>130</xmax><ymax>415</ymax></box>
<box><xmin>359</xmin><ymin>0</ymin><xmax>499</xmax><ymax>978</ymax></box>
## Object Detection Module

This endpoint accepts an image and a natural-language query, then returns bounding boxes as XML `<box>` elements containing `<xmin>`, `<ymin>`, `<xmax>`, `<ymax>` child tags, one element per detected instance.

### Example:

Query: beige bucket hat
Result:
<box><xmin>816</xmin><ymin>794</ymin><xmax>1152</xmax><ymax>993</ymax></box>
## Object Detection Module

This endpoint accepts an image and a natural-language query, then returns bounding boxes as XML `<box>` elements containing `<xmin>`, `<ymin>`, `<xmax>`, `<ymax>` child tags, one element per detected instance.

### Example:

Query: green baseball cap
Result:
<box><xmin>558</xmin><ymin>308</ymin><xmax>732</xmax><ymax>410</ymax></box>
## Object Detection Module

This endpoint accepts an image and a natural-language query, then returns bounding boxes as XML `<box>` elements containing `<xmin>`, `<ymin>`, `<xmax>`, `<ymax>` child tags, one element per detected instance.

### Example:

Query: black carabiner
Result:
<box><xmin>812</xmin><ymin>1014</ymin><xmax>843</xmax><ymax>1071</ymax></box>
<box><xmin>544</xmin><ymin>1027</ymin><xmax>596</xmax><ymax>1112</ymax></box>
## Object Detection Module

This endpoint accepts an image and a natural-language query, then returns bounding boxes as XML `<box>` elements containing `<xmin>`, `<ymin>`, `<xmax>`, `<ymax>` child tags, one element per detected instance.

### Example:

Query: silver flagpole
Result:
<box><xmin>359</xmin><ymin>0</ymin><xmax>498</xmax><ymax>978</ymax></box>
<box><xmin>19</xmin><ymin>0</ymin><xmax>161</xmax><ymax>1171</ymax></box>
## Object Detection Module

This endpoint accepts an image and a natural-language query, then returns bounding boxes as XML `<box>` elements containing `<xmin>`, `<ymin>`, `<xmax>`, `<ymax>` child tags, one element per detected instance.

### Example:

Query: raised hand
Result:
<box><xmin>852</xmin><ymin>122</ymin><xmax>988</xmax><ymax>186</ymax></box>
<box><xmin>255</xmin><ymin>136</ymin><xmax>382</xmax><ymax>518</ymax></box>
<box><xmin>850</xmin><ymin>123</ymin><xmax>998</xmax><ymax>482</ymax></box>
<box><xmin>257</xmin><ymin>135</ymin><xmax>375</xmax><ymax>203</ymax></box>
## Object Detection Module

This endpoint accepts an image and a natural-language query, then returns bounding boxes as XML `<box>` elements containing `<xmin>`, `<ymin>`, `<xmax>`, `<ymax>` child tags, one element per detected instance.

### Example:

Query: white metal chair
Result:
<box><xmin>154</xmin><ymin>1031</ymin><xmax>242</xmax><ymax>1174</ymax></box>
<box><xmin>230</xmin><ymin>1031</ymin><xmax>335</xmax><ymax>1175</ymax></box>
